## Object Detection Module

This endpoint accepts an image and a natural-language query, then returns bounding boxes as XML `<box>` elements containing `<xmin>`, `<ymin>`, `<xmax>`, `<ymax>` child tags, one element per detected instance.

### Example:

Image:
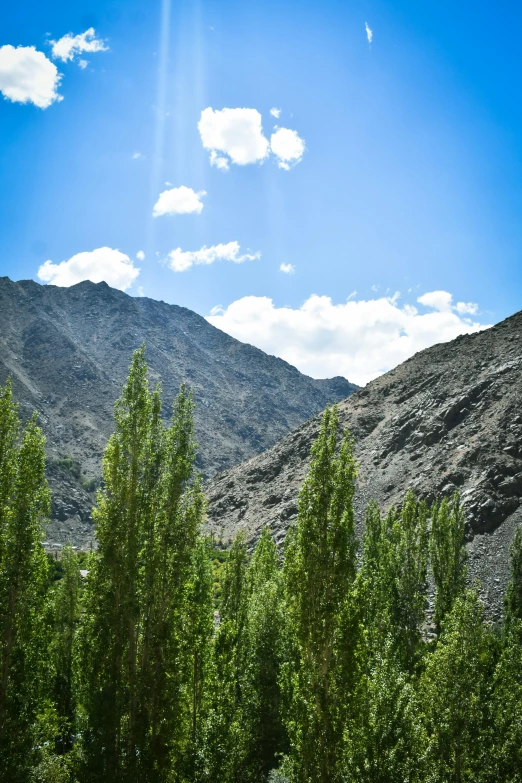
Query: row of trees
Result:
<box><xmin>0</xmin><ymin>348</ymin><xmax>521</xmax><ymax>782</ymax></box>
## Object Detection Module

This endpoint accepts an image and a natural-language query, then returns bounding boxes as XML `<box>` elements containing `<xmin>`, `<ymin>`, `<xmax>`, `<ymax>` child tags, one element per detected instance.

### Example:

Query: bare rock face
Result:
<box><xmin>0</xmin><ymin>277</ymin><xmax>357</xmax><ymax>550</ymax></box>
<box><xmin>206</xmin><ymin>311</ymin><xmax>522</xmax><ymax>618</ymax></box>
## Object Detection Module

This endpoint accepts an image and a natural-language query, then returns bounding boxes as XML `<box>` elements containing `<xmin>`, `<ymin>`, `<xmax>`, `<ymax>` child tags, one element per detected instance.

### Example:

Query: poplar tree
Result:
<box><xmin>0</xmin><ymin>381</ymin><xmax>50</xmax><ymax>780</ymax></box>
<box><xmin>50</xmin><ymin>545</ymin><xmax>81</xmax><ymax>755</ymax></box>
<box><xmin>239</xmin><ymin>527</ymin><xmax>287</xmax><ymax>781</ymax></box>
<box><xmin>430</xmin><ymin>493</ymin><xmax>467</xmax><ymax>633</ymax></box>
<box><xmin>201</xmin><ymin>532</ymin><xmax>248</xmax><ymax>783</ymax></box>
<box><xmin>488</xmin><ymin>525</ymin><xmax>522</xmax><ymax>782</ymax></box>
<box><xmin>345</xmin><ymin>497</ymin><xmax>427</xmax><ymax>783</ymax></box>
<box><xmin>78</xmin><ymin>347</ymin><xmax>203</xmax><ymax>782</ymax></box>
<box><xmin>282</xmin><ymin>406</ymin><xmax>357</xmax><ymax>783</ymax></box>
<box><xmin>185</xmin><ymin>537</ymin><xmax>214</xmax><ymax>780</ymax></box>
<box><xmin>504</xmin><ymin>524</ymin><xmax>522</xmax><ymax>627</ymax></box>
<box><xmin>421</xmin><ymin>590</ymin><xmax>491</xmax><ymax>783</ymax></box>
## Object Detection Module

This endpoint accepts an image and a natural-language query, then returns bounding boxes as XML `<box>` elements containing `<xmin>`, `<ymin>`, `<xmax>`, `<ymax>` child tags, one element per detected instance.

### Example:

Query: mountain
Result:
<box><xmin>206</xmin><ymin>310</ymin><xmax>522</xmax><ymax>618</ymax></box>
<box><xmin>0</xmin><ymin>276</ymin><xmax>358</xmax><ymax>549</ymax></box>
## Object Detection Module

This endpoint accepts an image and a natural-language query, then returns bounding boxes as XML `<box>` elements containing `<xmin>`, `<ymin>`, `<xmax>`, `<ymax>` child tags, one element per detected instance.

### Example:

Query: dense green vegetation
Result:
<box><xmin>0</xmin><ymin>350</ymin><xmax>521</xmax><ymax>782</ymax></box>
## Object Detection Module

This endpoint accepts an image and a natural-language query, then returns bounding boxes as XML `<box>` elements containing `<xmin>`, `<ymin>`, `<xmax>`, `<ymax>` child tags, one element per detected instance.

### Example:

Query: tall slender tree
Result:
<box><xmin>0</xmin><ymin>381</ymin><xmax>50</xmax><ymax>781</ymax></box>
<box><xmin>430</xmin><ymin>493</ymin><xmax>467</xmax><ymax>633</ymax></box>
<box><xmin>421</xmin><ymin>589</ymin><xmax>491</xmax><ymax>783</ymax></box>
<box><xmin>184</xmin><ymin>537</ymin><xmax>214</xmax><ymax>780</ymax></box>
<box><xmin>50</xmin><ymin>545</ymin><xmax>81</xmax><ymax>756</ymax></box>
<box><xmin>239</xmin><ymin>527</ymin><xmax>287</xmax><ymax>781</ymax></box>
<box><xmin>504</xmin><ymin>524</ymin><xmax>522</xmax><ymax>627</ymax></box>
<box><xmin>283</xmin><ymin>406</ymin><xmax>357</xmax><ymax>783</ymax></box>
<box><xmin>201</xmin><ymin>532</ymin><xmax>249</xmax><ymax>783</ymax></box>
<box><xmin>78</xmin><ymin>347</ymin><xmax>203</xmax><ymax>782</ymax></box>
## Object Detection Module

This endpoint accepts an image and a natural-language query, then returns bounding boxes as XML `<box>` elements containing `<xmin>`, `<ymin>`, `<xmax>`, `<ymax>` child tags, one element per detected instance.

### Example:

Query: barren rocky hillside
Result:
<box><xmin>0</xmin><ymin>276</ymin><xmax>357</xmax><ymax>549</ymax></box>
<box><xmin>206</xmin><ymin>310</ymin><xmax>522</xmax><ymax>617</ymax></box>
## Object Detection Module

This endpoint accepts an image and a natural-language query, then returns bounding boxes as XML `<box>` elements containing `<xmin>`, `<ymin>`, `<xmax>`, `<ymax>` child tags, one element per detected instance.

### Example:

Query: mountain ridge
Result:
<box><xmin>0</xmin><ymin>275</ymin><xmax>358</xmax><ymax>549</ymax></box>
<box><xmin>206</xmin><ymin>309</ymin><xmax>522</xmax><ymax>617</ymax></box>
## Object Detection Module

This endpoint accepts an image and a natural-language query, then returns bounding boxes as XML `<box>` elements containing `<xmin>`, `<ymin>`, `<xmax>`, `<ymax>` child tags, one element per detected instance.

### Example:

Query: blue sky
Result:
<box><xmin>1</xmin><ymin>0</ymin><xmax>521</xmax><ymax>384</ymax></box>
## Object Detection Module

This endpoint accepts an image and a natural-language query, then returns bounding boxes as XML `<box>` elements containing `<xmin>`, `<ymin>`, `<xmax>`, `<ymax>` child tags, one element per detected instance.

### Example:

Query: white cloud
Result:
<box><xmin>0</xmin><ymin>45</ymin><xmax>62</xmax><ymax>108</ymax></box>
<box><xmin>210</xmin><ymin>150</ymin><xmax>230</xmax><ymax>170</ymax></box>
<box><xmin>51</xmin><ymin>28</ymin><xmax>108</xmax><ymax>64</ymax></box>
<box><xmin>280</xmin><ymin>263</ymin><xmax>295</xmax><ymax>274</ymax></box>
<box><xmin>136</xmin><ymin>285</ymin><xmax>145</xmax><ymax>297</ymax></box>
<box><xmin>78</xmin><ymin>59</ymin><xmax>88</xmax><ymax>70</ymax></box>
<box><xmin>365</xmin><ymin>22</ymin><xmax>373</xmax><ymax>43</ymax></box>
<box><xmin>455</xmin><ymin>301</ymin><xmax>478</xmax><ymax>315</ymax></box>
<box><xmin>132</xmin><ymin>151</ymin><xmax>142</xmax><ymax>159</ymax></box>
<box><xmin>198</xmin><ymin>107</ymin><xmax>306</xmax><ymax>170</ymax></box>
<box><xmin>37</xmin><ymin>247</ymin><xmax>140</xmax><ymax>291</ymax></box>
<box><xmin>417</xmin><ymin>290</ymin><xmax>453</xmax><ymax>312</ymax></box>
<box><xmin>270</xmin><ymin>107</ymin><xmax>281</xmax><ymax>118</ymax></box>
<box><xmin>167</xmin><ymin>242</ymin><xmax>260</xmax><ymax>273</ymax></box>
<box><xmin>198</xmin><ymin>107</ymin><xmax>270</xmax><ymax>167</ymax></box>
<box><xmin>206</xmin><ymin>291</ymin><xmax>488</xmax><ymax>386</ymax></box>
<box><xmin>417</xmin><ymin>290</ymin><xmax>479</xmax><ymax>317</ymax></box>
<box><xmin>153</xmin><ymin>186</ymin><xmax>206</xmax><ymax>217</ymax></box>
<box><xmin>136</xmin><ymin>250</ymin><xmax>145</xmax><ymax>261</ymax></box>
<box><xmin>270</xmin><ymin>127</ymin><xmax>305</xmax><ymax>169</ymax></box>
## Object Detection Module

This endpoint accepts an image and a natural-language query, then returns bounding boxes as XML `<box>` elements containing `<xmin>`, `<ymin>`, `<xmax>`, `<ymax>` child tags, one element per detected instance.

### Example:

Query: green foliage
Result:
<box><xmin>282</xmin><ymin>406</ymin><xmax>358</xmax><ymax>782</ymax></box>
<box><xmin>504</xmin><ymin>524</ymin><xmax>522</xmax><ymax>627</ymax></box>
<box><xmin>200</xmin><ymin>532</ymin><xmax>248</xmax><ymax>782</ymax></box>
<box><xmin>49</xmin><ymin>545</ymin><xmax>81</xmax><ymax>755</ymax></box>
<box><xmin>1</xmin><ymin>368</ymin><xmax>522</xmax><ymax>783</ymax></box>
<box><xmin>0</xmin><ymin>380</ymin><xmax>51</xmax><ymax>781</ymax></box>
<box><xmin>77</xmin><ymin>346</ymin><xmax>204</xmax><ymax>781</ymax></box>
<box><xmin>421</xmin><ymin>590</ymin><xmax>491</xmax><ymax>783</ymax></box>
<box><xmin>430</xmin><ymin>493</ymin><xmax>467</xmax><ymax>633</ymax></box>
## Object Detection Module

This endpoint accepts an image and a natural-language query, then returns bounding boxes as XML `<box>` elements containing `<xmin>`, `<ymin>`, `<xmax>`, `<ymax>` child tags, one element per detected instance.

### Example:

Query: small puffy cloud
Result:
<box><xmin>365</xmin><ymin>22</ymin><xmax>373</xmax><ymax>43</ymax></box>
<box><xmin>417</xmin><ymin>290</ymin><xmax>453</xmax><ymax>312</ymax></box>
<box><xmin>210</xmin><ymin>150</ymin><xmax>230</xmax><ymax>170</ymax></box>
<box><xmin>136</xmin><ymin>250</ymin><xmax>145</xmax><ymax>261</ymax></box>
<box><xmin>455</xmin><ymin>301</ymin><xmax>478</xmax><ymax>315</ymax></box>
<box><xmin>270</xmin><ymin>107</ymin><xmax>281</xmax><ymax>118</ymax></box>
<box><xmin>37</xmin><ymin>247</ymin><xmax>140</xmax><ymax>291</ymax></box>
<box><xmin>417</xmin><ymin>290</ymin><xmax>479</xmax><ymax>317</ymax></box>
<box><xmin>78</xmin><ymin>59</ymin><xmax>88</xmax><ymax>70</ymax></box>
<box><xmin>132</xmin><ymin>151</ymin><xmax>142</xmax><ymax>159</ymax></box>
<box><xmin>270</xmin><ymin>127</ymin><xmax>305</xmax><ymax>169</ymax></box>
<box><xmin>51</xmin><ymin>28</ymin><xmax>108</xmax><ymax>64</ymax></box>
<box><xmin>0</xmin><ymin>45</ymin><xmax>62</xmax><ymax>108</ymax></box>
<box><xmin>199</xmin><ymin>107</ymin><xmax>305</xmax><ymax>170</ymax></box>
<box><xmin>280</xmin><ymin>263</ymin><xmax>295</xmax><ymax>274</ymax></box>
<box><xmin>153</xmin><ymin>186</ymin><xmax>206</xmax><ymax>217</ymax></box>
<box><xmin>199</xmin><ymin>107</ymin><xmax>270</xmax><ymax>167</ymax></box>
<box><xmin>167</xmin><ymin>241</ymin><xmax>260</xmax><ymax>273</ymax></box>
<box><xmin>206</xmin><ymin>292</ymin><xmax>488</xmax><ymax>386</ymax></box>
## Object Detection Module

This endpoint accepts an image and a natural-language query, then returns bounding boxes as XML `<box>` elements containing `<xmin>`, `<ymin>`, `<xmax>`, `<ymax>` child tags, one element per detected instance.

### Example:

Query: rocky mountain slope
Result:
<box><xmin>206</xmin><ymin>310</ymin><xmax>522</xmax><ymax>618</ymax></box>
<box><xmin>0</xmin><ymin>276</ymin><xmax>357</xmax><ymax>549</ymax></box>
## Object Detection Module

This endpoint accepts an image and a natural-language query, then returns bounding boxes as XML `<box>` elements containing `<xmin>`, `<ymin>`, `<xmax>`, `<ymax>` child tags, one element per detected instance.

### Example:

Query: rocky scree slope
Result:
<box><xmin>206</xmin><ymin>310</ymin><xmax>522</xmax><ymax>618</ymax></box>
<box><xmin>0</xmin><ymin>276</ymin><xmax>357</xmax><ymax>549</ymax></box>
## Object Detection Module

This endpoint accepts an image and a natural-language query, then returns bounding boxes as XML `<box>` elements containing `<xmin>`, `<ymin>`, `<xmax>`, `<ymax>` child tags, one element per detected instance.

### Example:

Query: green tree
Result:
<box><xmin>50</xmin><ymin>545</ymin><xmax>81</xmax><ymax>756</ymax></box>
<box><xmin>78</xmin><ymin>347</ymin><xmax>204</xmax><ymax>782</ymax></box>
<box><xmin>239</xmin><ymin>527</ymin><xmax>287</xmax><ymax>781</ymax></box>
<box><xmin>421</xmin><ymin>589</ymin><xmax>491</xmax><ymax>783</ymax></box>
<box><xmin>344</xmin><ymin>496</ymin><xmax>428</xmax><ymax>783</ymax></box>
<box><xmin>185</xmin><ymin>537</ymin><xmax>215</xmax><ymax>780</ymax></box>
<box><xmin>201</xmin><ymin>532</ymin><xmax>249</xmax><ymax>783</ymax></box>
<box><xmin>282</xmin><ymin>406</ymin><xmax>357</xmax><ymax>783</ymax></box>
<box><xmin>430</xmin><ymin>493</ymin><xmax>467</xmax><ymax>633</ymax></box>
<box><xmin>344</xmin><ymin>635</ymin><xmax>424</xmax><ymax>783</ymax></box>
<box><xmin>504</xmin><ymin>524</ymin><xmax>522</xmax><ymax>627</ymax></box>
<box><xmin>0</xmin><ymin>380</ymin><xmax>51</xmax><ymax>781</ymax></box>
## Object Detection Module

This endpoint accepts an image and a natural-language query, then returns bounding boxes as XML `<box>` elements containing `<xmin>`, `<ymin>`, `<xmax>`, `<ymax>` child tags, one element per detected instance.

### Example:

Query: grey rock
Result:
<box><xmin>206</xmin><ymin>310</ymin><xmax>522</xmax><ymax>616</ymax></box>
<box><xmin>0</xmin><ymin>276</ymin><xmax>358</xmax><ymax>550</ymax></box>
